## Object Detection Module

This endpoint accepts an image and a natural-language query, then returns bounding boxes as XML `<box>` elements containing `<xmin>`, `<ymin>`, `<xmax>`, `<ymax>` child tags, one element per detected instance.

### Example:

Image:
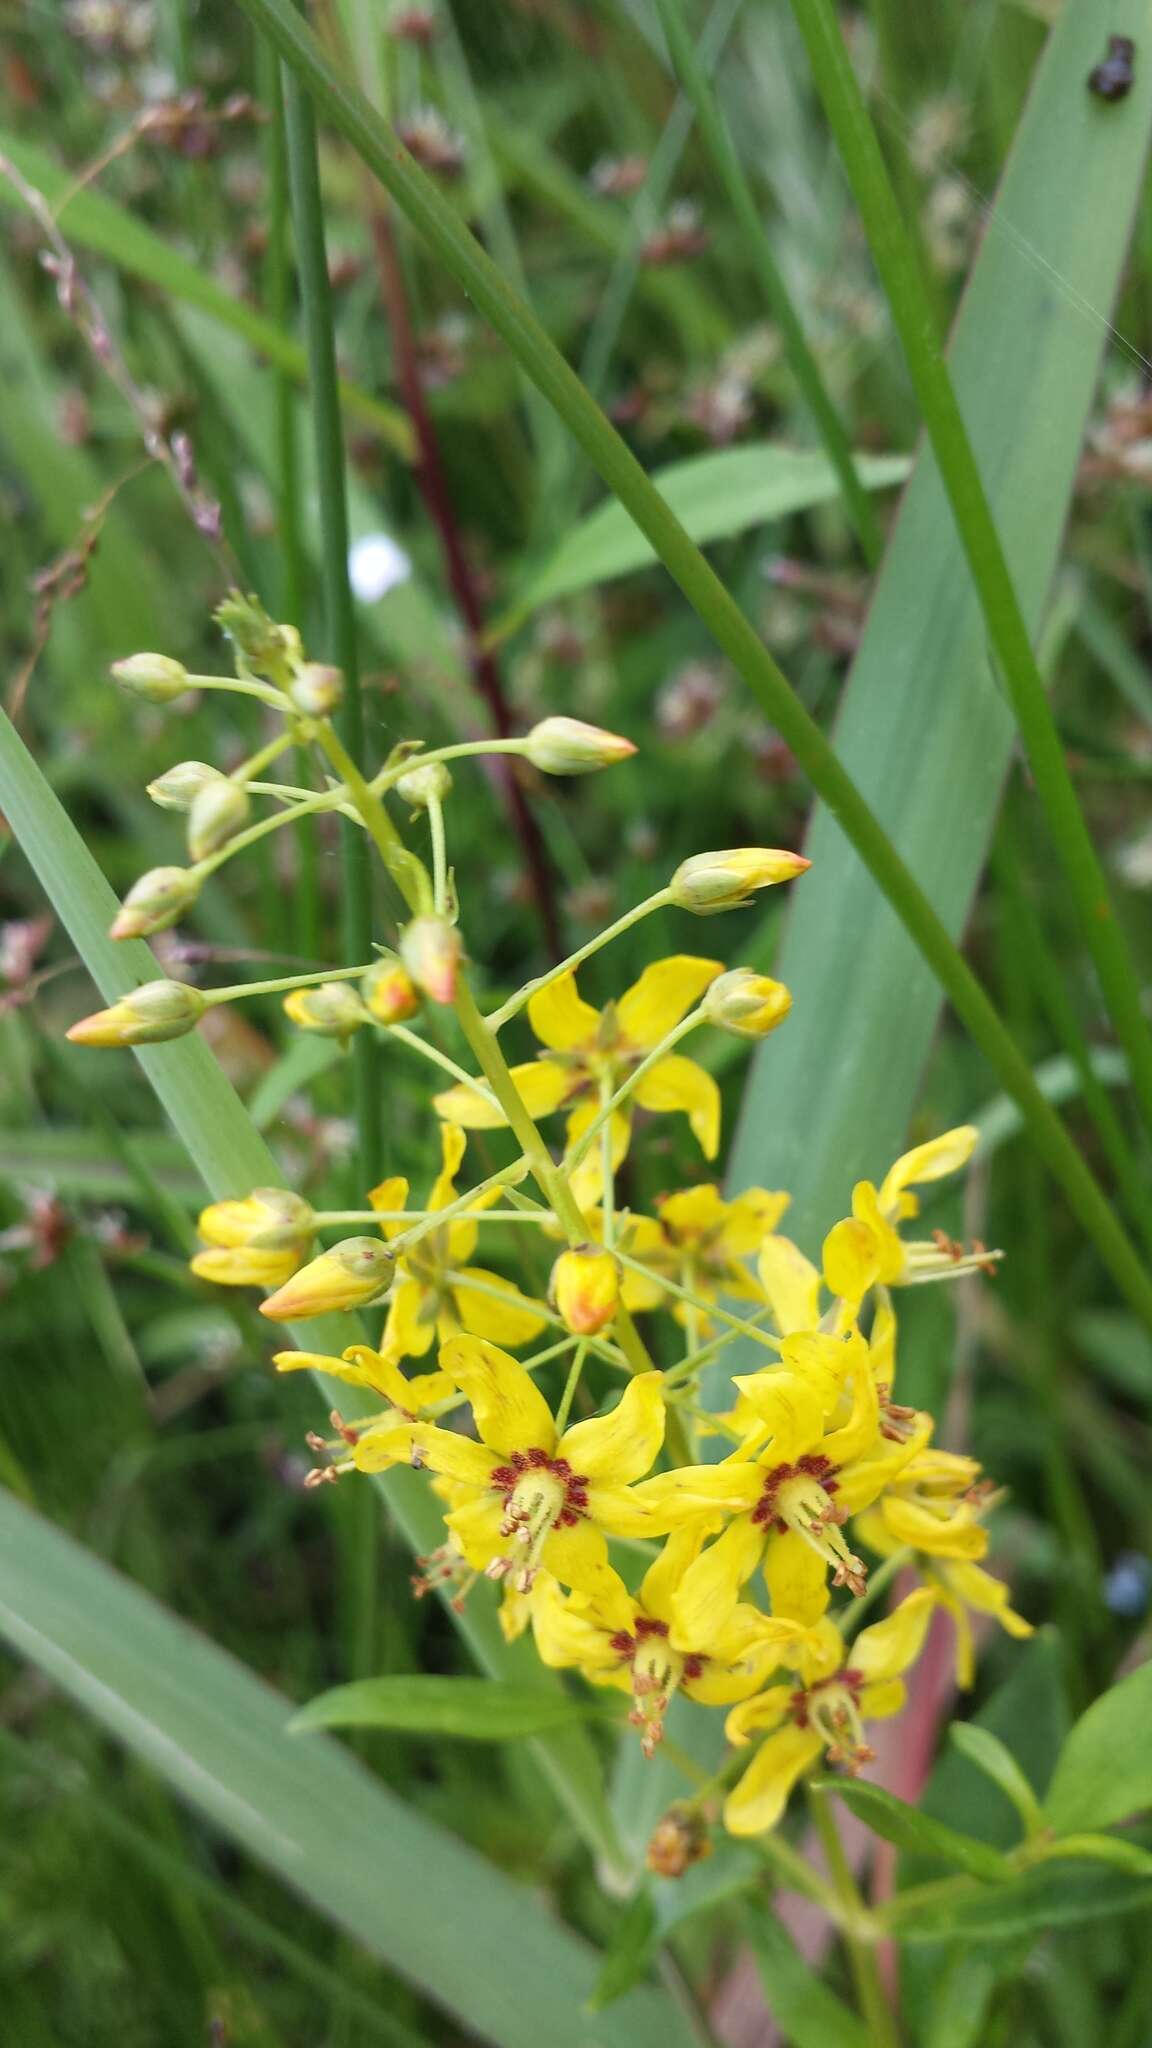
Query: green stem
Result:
<box><xmin>809</xmin><ymin>1789</ymin><xmax>898</xmax><ymax>2048</ymax></box>
<box><xmin>183</xmin><ymin>672</ymin><xmax>289</xmax><ymax>707</ymax></box>
<box><xmin>230</xmin><ymin>0</ymin><xmax>1152</xmax><ymax>1333</ymax></box>
<box><xmin>565</xmin><ymin>1012</ymin><xmax>704</xmax><ymax>1172</ymax></box>
<box><xmin>193</xmin><ymin>785</ymin><xmax>343</xmax><ymax>879</ymax></box>
<box><xmin>614</xmin><ymin>1248</ymin><xmax>782</xmax><ymax>1358</ymax></box>
<box><xmin>486</xmin><ymin>889</ymin><xmax>674</xmax><ymax>1031</ymax></box>
<box><xmin>553</xmin><ymin>1341</ymin><xmax>589</xmax><ymax>1434</ymax></box>
<box><xmin>283</xmin><ymin>67</ymin><xmax>381</xmax><ymax>1189</ymax></box>
<box><xmin>383</xmin><ymin>1020</ymin><xmax>500</xmax><ymax>1100</ymax></box>
<box><xmin>439</xmin><ymin>1271</ymin><xmax>628</xmax><ymax>1373</ymax></box>
<box><xmin>203</xmin><ymin>961</ymin><xmax>372</xmax><ymax>1004</ymax></box>
<box><xmin>652</xmin><ymin>0</ymin><xmax>881</xmax><ymax>565</ymax></box>
<box><xmin>789</xmin><ymin>0</ymin><xmax>1152</xmax><ymax>1145</ymax></box>
<box><xmin>427</xmin><ymin>792</ymin><xmax>448</xmax><ymax>913</ymax></box>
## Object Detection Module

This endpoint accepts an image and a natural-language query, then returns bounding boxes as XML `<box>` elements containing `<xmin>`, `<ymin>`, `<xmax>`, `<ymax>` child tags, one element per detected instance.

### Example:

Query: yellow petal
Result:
<box><xmin>724</xmin><ymin>1725</ymin><xmax>824</xmax><ymax>1835</ymax></box>
<box><xmin>532</xmin><ymin>1577</ymin><xmax>618</xmax><ymax>1668</ymax></box>
<box><xmin>382</xmin><ymin>1275</ymin><xmax>437</xmax><ymax>1359</ymax></box>
<box><xmin>273</xmin><ymin>1349</ymin><xmax>378</xmax><ymax>1389</ymax></box>
<box><xmin>641</xmin><ymin>1524</ymin><xmax>710</xmax><ymax>1622</ymax></box>
<box><xmin>403</xmin><ymin>1369</ymin><xmax>456</xmax><ymax>1410</ymax></box>
<box><xmin>191</xmin><ymin>1246</ymin><xmax>301</xmax><ymax>1288</ymax></box>
<box><xmin>851</xmin><ymin>1587</ymin><xmax>936</xmax><ymax>1685</ymax></box>
<box><xmin>540</xmin><ymin>1516</ymin><xmax>612</xmax><ymax>1592</ymax></box>
<box><xmin>527</xmin><ymin>971</ymin><xmax>601</xmax><ymax>1050</ymax></box>
<box><xmin>452</xmin><ymin>1268</ymin><xmax>548</xmax><ymax>1347</ymax></box>
<box><xmin>351</xmin><ymin>1424</ymin><xmax>428</xmax><ymax>1474</ymax></box>
<box><xmin>878</xmin><ymin>1126</ymin><xmax>979</xmax><ymax>1217</ymax></box>
<box><xmin>367</xmin><ymin>1176</ymin><xmax>410</xmax><ymax>1240</ymax></box>
<box><xmin>498</xmin><ymin>1584</ymin><xmax>537</xmax><ymax>1643</ymax></box>
<box><xmin>757</xmin><ymin>1235</ymin><xmax>822</xmax><ymax>1335</ymax></box>
<box><xmin>558</xmin><ymin>1370</ymin><xmax>665</xmax><ymax>1483</ymax></box>
<box><xmin>657</xmin><ymin>1184</ymin><xmax>728</xmax><ymax>1245</ymax></box>
<box><xmin>445</xmin><ymin>1493</ymin><xmax>507</xmax><ymax>1569</ymax></box>
<box><xmin>671</xmin><ymin>1513</ymin><xmax>765</xmax><ymax>1645</ymax></box>
<box><xmin>850</xmin><ymin>1182</ymin><xmax>906</xmax><ymax>1284</ymax></box>
<box><xmin>633</xmin><ymin>1054</ymin><xmax>720</xmax><ymax>1157</ymax></box>
<box><xmin>617</xmin><ymin>955</ymin><xmax>724</xmax><ymax>1047</ymax></box>
<box><xmin>941</xmin><ymin>1559</ymin><xmax>1034</xmax><ymax>1639</ymax></box>
<box><xmin>723</xmin><ymin>1188</ymin><xmax>791</xmax><ymax>1256</ymax></box>
<box><xmin>439</xmin><ymin>1334</ymin><xmax>557</xmax><ymax>1457</ymax></box>
<box><xmin>635</xmin><ymin>1462</ymin><xmax>762</xmax><ymax>1527</ymax></box>
<box><xmin>858</xmin><ymin>1678</ymin><xmax>907</xmax><ymax>1720</ymax></box>
<box><xmin>563</xmin><ymin>1097</ymin><xmax>631</xmax><ymax>1209</ymax></box>
<box><xmin>763</xmin><ymin>1529</ymin><xmax>832</xmax><ymax>1628</ymax></box>
<box><xmin>399</xmin><ymin>1424</ymin><xmax>496</xmax><ymax>1486</ymax></box>
<box><xmin>582</xmin><ymin>1482</ymin><xmax>664</xmax><ymax>1538</ymax></box>
<box><xmin>822</xmin><ymin>1217</ymin><xmax>881</xmax><ymax>1306</ymax></box>
<box><xmin>429</xmin><ymin>1122</ymin><xmax>467</xmax><ymax>1211</ymax></box>
<box><xmin>724</xmin><ymin>1683</ymin><xmax>794</xmax><ymax>1747</ymax></box>
<box><xmin>881</xmin><ymin>1494</ymin><xmax>988</xmax><ymax>1560</ymax></box>
<box><xmin>433</xmin><ymin>1061</ymin><xmax>569</xmax><ymax>1128</ymax></box>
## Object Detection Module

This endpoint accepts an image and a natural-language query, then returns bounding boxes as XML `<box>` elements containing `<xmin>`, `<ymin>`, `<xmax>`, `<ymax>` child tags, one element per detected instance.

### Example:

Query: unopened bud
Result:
<box><xmin>260</xmin><ymin>1236</ymin><xmax>395</xmax><ymax>1320</ymax></box>
<box><xmin>283</xmin><ymin>982</ymin><xmax>368</xmax><ymax>1042</ymax></box>
<box><xmin>187</xmin><ymin>777</ymin><xmax>249</xmax><ymax>860</ymax></box>
<box><xmin>66</xmin><ymin>978</ymin><xmax>206</xmax><ymax>1048</ymax></box>
<box><xmin>523</xmin><ymin>716</ymin><xmax>636</xmax><ymax>775</ymax></box>
<box><xmin>669</xmin><ymin>846</ymin><xmax>810</xmax><ymax>913</ymax></box>
<box><xmin>110</xmin><ymin>653</ymin><xmax>190</xmax><ymax>703</ymax></box>
<box><xmin>110</xmin><ymin>865</ymin><xmax>199</xmax><ymax>940</ymax></box>
<box><xmin>362</xmin><ymin>958</ymin><xmax>421</xmax><ymax>1025</ymax></box>
<box><xmin>197</xmin><ymin>1187</ymin><xmax>315</xmax><ymax>1251</ymax></box>
<box><xmin>400</xmin><ymin>914</ymin><xmax>462</xmax><ymax>1005</ymax></box>
<box><xmin>395</xmin><ymin>758</ymin><xmax>453</xmax><ymax>809</ymax></box>
<box><xmin>551</xmin><ymin>1245</ymin><xmax>621</xmax><ymax>1335</ymax></box>
<box><xmin>701</xmin><ymin>968</ymin><xmax>792</xmax><ymax>1038</ymax></box>
<box><xmin>147</xmin><ymin>761</ymin><xmax>226</xmax><ymax>811</ymax></box>
<box><xmin>288</xmin><ymin>662</ymin><xmax>343</xmax><ymax>716</ymax></box>
<box><xmin>646</xmin><ymin>1802</ymin><xmax>713</xmax><ymax>1879</ymax></box>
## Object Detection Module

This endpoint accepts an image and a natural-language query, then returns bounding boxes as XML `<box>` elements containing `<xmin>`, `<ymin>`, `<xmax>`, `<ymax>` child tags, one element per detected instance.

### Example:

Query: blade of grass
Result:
<box><xmin>0</xmin><ymin>1490</ymin><xmax>692</xmax><ymax>2048</ymax></box>
<box><xmin>651</xmin><ymin>0</ymin><xmax>883</xmax><ymax>564</ymax></box>
<box><xmin>788</xmin><ymin>0</ymin><xmax>1152</xmax><ymax>1140</ymax></box>
<box><xmin>227</xmin><ymin>0</ymin><xmax>1152</xmax><ymax>1328</ymax></box>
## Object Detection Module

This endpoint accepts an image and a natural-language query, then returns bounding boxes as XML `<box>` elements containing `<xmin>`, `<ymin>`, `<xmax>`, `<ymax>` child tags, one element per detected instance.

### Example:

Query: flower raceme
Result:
<box><xmin>67</xmin><ymin>608</ymin><xmax>1029</xmax><ymax>1848</ymax></box>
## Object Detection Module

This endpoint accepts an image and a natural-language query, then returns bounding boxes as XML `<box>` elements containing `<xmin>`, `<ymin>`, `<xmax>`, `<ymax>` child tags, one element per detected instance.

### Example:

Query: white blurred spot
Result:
<box><xmin>348</xmin><ymin>532</ymin><xmax>412</xmax><ymax>603</ymax></box>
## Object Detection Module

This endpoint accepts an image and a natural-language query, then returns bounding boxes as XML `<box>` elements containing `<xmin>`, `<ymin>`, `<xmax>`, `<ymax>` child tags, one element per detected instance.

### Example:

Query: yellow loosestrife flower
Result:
<box><xmin>722</xmin><ymin>1589</ymin><xmax>937</xmax><ymax>1834</ymax></box>
<box><xmin>273</xmin><ymin>1342</ymin><xmax>455</xmax><ymax>1477</ymax></box>
<box><xmin>432</xmin><ymin>956</ymin><xmax>725</xmax><ymax>1205</ymax></box>
<box><xmin>848</xmin><ymin>1127</ymin><xmax>1001</xmax><ymax>1285</ymax></box>
<box><xmin>372</xmin><ymin>1124</ymin><xmax>546</xmax><ymax>1357</ymax></box>
<box><xmin>648</xmin><ymin>1182</ymin><xmax>789</xmax><ymax>1333</ymax></box>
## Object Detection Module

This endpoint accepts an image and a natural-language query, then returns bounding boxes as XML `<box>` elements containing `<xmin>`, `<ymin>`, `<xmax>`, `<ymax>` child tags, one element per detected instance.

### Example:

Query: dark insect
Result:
<box><xmin>1088</xmin><ymin>34</ymin><xmax>1136</xmax><ymax>102</ymax></box>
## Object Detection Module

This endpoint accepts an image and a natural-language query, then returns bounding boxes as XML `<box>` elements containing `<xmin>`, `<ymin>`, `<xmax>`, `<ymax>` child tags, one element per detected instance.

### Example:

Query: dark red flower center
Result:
<box><xmin>488</xmin><ymin>1446</ymin><xmax>590</xmax><ymax>1527</ymax></box>
<box><xmin>752</xmin><ymin>1452</ymin><xmax>839</xmax><ymax>1528</ymax></box>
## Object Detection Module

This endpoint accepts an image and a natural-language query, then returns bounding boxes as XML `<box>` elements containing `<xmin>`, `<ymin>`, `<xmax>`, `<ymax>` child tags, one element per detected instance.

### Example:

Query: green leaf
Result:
<box><xmin>817</xmin><ymin>1778</ymin><xmax>1013</xmax><ymax>1880</ymax></box>
<box><xmin>587</xmin><ymin>1892</ymin><xmax>657</xmax><ymax>2012</ymax></box>
<box><xmin>923</xmin><ymin>1953</ymin><xmax>1004</xmax><ymax>2048</ymax></box>
<box><xmin>0</xmin><ymin>1490</ymin><xmax>695</xmax><ymax>2048</ymax></box>
<box><xmin>948</xmin><ymin>1725</ymin><xmax>1045</xmax><ymax>1839</ymax></box>
<box><xmin>0</xmin><ymin>130</ymin><xmax>413</xmax><ymax>457</ymax></box>
<box><xmin>292</xmin><ymin>1675</ymin><xmax>614</xmax><ymax>1739</ymax></box>
<box><xmin>745</xmin><ymin>1913</ymin><xmax>871</xmax><ymax>2048</ymax></box>
<box><xmin>894</xmin><ymin>1863</ymin><xmax>1152</xmax><ymax>1946</ymax></box>
<box><xmin>727</xmin><ymin>0</ymin><xmax>1152</xmax><ymax>1249</ymax></box>
<box><xmin>1045</xmin><ymin>1660</ymin><xmax>1152</xmax><ymax>1836</ymax></box>
<box><xmin>1034</xmin><ymin>1835</ymin><xmax>1152</xmax><ymax>1877</ymax></box>
<box><xmin>496</xmin><ymin>446</ymin><xmax>908</xmax><ymax>628</ymax></box>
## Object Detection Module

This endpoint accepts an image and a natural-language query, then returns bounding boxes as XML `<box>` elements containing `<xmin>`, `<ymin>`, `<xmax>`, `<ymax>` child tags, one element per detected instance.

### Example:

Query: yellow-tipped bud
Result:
<box><xmin>395</xmin><ymin>759</ymin><xmax>453</xmax><ymax>809</ymax></box>
<box><xmin>288</xmin><ymin>662</ymin><xmax>344</xmax><ymax>716</ymax></box>
<box><xmin>260</xmin><ymin>1237</ymin><xmax>395</xmax><ymax>1320</ymax></box>
<box><xmin>523</xmin><ymin>716</ymin><xmax>637</xmax><ymax>775</ymax></box>
<box><xmin>551</xmin><ymin>1244</ymin><xmax>622</xmax><ymax>1335</ymax></box>
<box><xmin>362</xmin><ymin>958</ymin><xmax>421</xmax><ymax>1025</ymax></box>
<box><xmin>701</xmin><ymin>969</ymin><xmax>792</xmax><ymax>1038</ymax></box>
<box><xmin>187</xmin><ymin>777</ymin><xmax>249</xmax><ymax>861</ymax></box>
<box><xmin>147</xmin><ymin>761</ymin><xmax>224</xmax><ymax>811</ymax></box>
<box><xmin>669</xmin><ymin>847</ymin><xmax>811</xmax><ymax>914</ymax></box>
<box><xmin>110</xmin><ymin>653</ymin><xmax>190</xmax><ymax>703</ymax></box>
<box><xmin>192</xmin><ymin>1187</ymin><xmax>315</xmax><ymax>1290</ymax></box>
<box><xmin>283</xmin><ymin>982</ymin><xmax>369</xmax><ymax>1042</ymax></box>
<box><xmin>400</xmin><ymin>914</ymin><xmax>463</xmax><ymax>1005</ymax></box>
<box><xmin>66</xmin><ymin>978</ymin><xmax>207</xmax><ymax>1048</ymax></box>
<box><xmin>109</xmin><ymin>866</ymin><xmax>199</xmax><ymax>940</ymax></box>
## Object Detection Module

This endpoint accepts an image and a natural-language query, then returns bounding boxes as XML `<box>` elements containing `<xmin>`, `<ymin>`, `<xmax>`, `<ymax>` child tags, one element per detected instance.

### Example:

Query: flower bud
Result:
<box><xmin>187</xmin><ymin>777</ymin><xmax>250</xmax><ymax>860</ymax></box>
<box><xmin>551</xmin><ymin>1245</ymin><xmax>621</xmax><ymax>1335</ymax></box>
<box><xmin>260</xmin><ymin>1236</ymin><xmax>395</xmax><ymax>1320</ymax></box>
<box><xmin>701</xmin><ymin>969</ymin><xmax>792</xmax><ymax>1038</ymax></box>
<box><xmin>191</xmin><ymin>1186</ymin><xmax>315</xmax><ymax>1289</ymax></box>
<box><xmin>67</xmin><ymin>978</ymin><xmax>207</xmax><ymax>1048</ymax></box>
<box><xmin>147</xmin><ymin>761</ymin><xmax>226</xmax><ymax>811</ymax></box>
<box><xmin>669</xmin><ymin>847</ymin><xmax>811</xmax><ymax>914</ymax></box>
<box><xmin>646</xmin><ymin>1803</ymin><xmax>713</xmax><ymax>1879</ymax></box>
<box><xmin>395</xmin><ymin>759</ymin><xmax>453</xmax><ymax>809</ymax></box>
<box><xmin>110</xmin><ymin>653</ymin><xmax>190</xmax><ymax>703</ymax></box>
<box><xmin>109</xmin><ymin>866</ymin><xmax>199</xmax><ymax>940</ymax></box>
<box><xmin>400</xmin><ymin>914</ymin><xmax>463</xmax><ymax>1005</ymax></box>
<box><xmin>287</xmin><ymin>662</ymin><xmax>344</xmax><ymax>716</ymax></box>
<box><xmin>283</xmin><ymin>982</ymin><xmax>368</xmax><ymax>1042</ymax></box>
<box><xmin>362</xmin><ymin>958</ymin><xmax>421</xmax><ymax>1025</ymax></box>
<box><xmin>523</xmin><ymin>716</ymin><xmax>637</xmax><ymax>775</ymax></box>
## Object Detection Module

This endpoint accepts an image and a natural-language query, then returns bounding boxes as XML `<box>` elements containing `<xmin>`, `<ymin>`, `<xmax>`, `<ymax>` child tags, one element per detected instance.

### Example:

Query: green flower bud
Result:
<box><xmin>395</xmin><ymin>759</ymin><xmax>453</xmax><ymax>809</ymax></box>
<box><xmin>66</xmin><ymin>979</ymin><xmax>207</xmax><ymax>1047</ymax></box>
<box><xmin>701</xmin><ymin>968</ymin><xmax>792</xmax><ymax>1038</ymax></box>
<box><xmin>523</xmin><ymin>715</ymin><xmax>636</xmax><ymax>775</ymax></box>
<box><xmin>287</xmin><ymin>663</ymin><xmax>344</xmax><ymax>716</ymax></box>
<box><xmin>147</xmin><ymin>761</ymin><xmax>226</xmax><ymax>811</ymax></box>
<box><xmin>110</xmin><ymin>654</ymin><xmax>190</xmax><ymax>704</ymax></box>
<box><xmin>187</xmin><ymin>778</ymin><xmax>250</xmax><ymax>861</ymax></box>
<box><xmin>214</xmin><ymin>591</ymin><xmax>300</xmax><ymax>685</ymax></box>
<box><xmin>110</xmin><ymin>866</ymin><xmax>199</xmax><ymax>940</ymax></box>
<box><xmin>283</xmin><ymin>982</ymin><xmax>369</xmax><ymax>1042</ymax></box>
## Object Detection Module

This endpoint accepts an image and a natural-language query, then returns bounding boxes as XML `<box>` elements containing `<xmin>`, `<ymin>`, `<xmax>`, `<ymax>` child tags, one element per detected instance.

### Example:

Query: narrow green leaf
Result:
<box><xmin>1045</xmin><ymin>1660</ymin><xmax>1152</xmax><ymax>1836</ymax></box>
<box><xmin>923</xmin><ymin>1953</ymin><xmax>1004</xmax><ymax>2048</ymax></box>
<box><xmin>1034</xmin><ymin>1834</ymin><xmax>1152</xmax><ymax>1877</ymax></box>
<box><xmin>894</xmin><ymin>1863</ymin><xmax>1152</xmax><ymax>1945</ymax></box>
<box><xmin>291</xmin><ymin>1675</ymin><xmax>613</xmax><ymax>1739</ymax></box>
<box><xmin>496</xmin><ymin>447</ymin><xmax>908</xmax><ymax>629</ymax></box>
<box><xmin>745</xmin><ymin>1912</ymin><xmax>871</xmax><ymax>2048</ymax></box>
<box><xmin>587</xmin><ymin>1892</ymin><xmax>658</xmax><ymax>2013</ymax></box>
<box><xmin>0</xmin><ymin>1491</ymin><xmax>695</xmax><ymax>2048</ymax></box>
<box><xmin>816</xmin><ymin>1778</ymin><xmax>1013</xmax><ymax>1880</ymax></box>
<box><xmin>949</xmin><ymin>1724</ymin><xmax>1045</xmax><ymax>1840</ymax></box>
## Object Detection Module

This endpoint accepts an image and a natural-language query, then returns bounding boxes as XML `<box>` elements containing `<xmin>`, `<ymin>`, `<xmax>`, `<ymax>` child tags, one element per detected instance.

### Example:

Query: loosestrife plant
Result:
<box><xmin>70</xmin><ymin>595</ymin><xmax>1028</xmax><ymax>1869</ymax></box>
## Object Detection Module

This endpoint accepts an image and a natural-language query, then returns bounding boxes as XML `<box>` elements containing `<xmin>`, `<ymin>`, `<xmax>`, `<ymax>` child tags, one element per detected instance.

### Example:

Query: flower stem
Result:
<box><xmin>382</xmin><ymin>1022</ymin><xmax>500</xmax><ymax>1102</ymax></box>
<box><xmin>203</xmin><ymin>962</ymin><xmax>372</xmax><ymax>1005</ymax></box>
<box><xmin>564</xmin><ymin>1012</ymin><xmax>705</xmax><ymax>1174</ymax></box>
<box><xmin>427</xmin><ymin>792</ymin><xmax>449</xmax><ymax>915</ymax></box>
<box><xmin>486</xmin><ymin>890</ymin><xmax>674</xmax><ymax>1032</ymax></box>
<box><xmin>613</xmin><ymin>1249</ymin><xmax>783</xmax><ymax>1358</ymax></box>
<box><xmin>809</xmin><ymin>1789</ymin><xmax>898</xmax><ymax>2048</ymax></box>
<box><xmin>553</xmin><ymin>1341</ymin><xmax>589</xmax><ymax>1435</ymax></box>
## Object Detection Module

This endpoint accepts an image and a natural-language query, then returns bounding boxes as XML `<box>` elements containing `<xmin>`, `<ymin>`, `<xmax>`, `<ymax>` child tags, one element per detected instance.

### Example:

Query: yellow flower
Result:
<box><xmin>356</xmin><ymin>1334</ymin><xmax>670</xmax><ymax>1593</ymax></box>
<box><xmin>532</xmin><ymin>1526</ymin><xmax>816</xmax><ymax>1756</ymax></box>
<box><xmin>275</xmin><ymin>1342</ymin><xmax>456</xmax><ymax>1478</ymax></box>
<box><xmin>848</xmin><ymin>1126</ymin><xmax>1001</xmax><ymax>1286</ymax></box>
<box><xmin>190</xmin><ymin>1188</ymin><xmax>314</xmax><ymax>1288</ymax></box>
<box><xmin>372</xmin><ymin>1124</ymin><xmax>546</xmax><ymax>1358</ymax></box>
<box><xmin>432</xmin><ymin>956</ymin><xmax>725</xmax><ymax>1205</ymax></box>
<box><xmin>855</xmin><ymin>1448</ymin><xmax>1032</xmax><ymax>1687</ymax></box>
<box><xmin>722</xmin><ymin>1589</ymin><xmax>937</xmax><ymax>1834</ymax></box>
<box><xmin>701</xmin><ymin>969</ymin><xmax>792</xmax><ymax>1038</ymax></box>
<box><xmin>647</xmin><ymin>1182</ymin><xmax>789</xmax><ymax>1334</ymax></box>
